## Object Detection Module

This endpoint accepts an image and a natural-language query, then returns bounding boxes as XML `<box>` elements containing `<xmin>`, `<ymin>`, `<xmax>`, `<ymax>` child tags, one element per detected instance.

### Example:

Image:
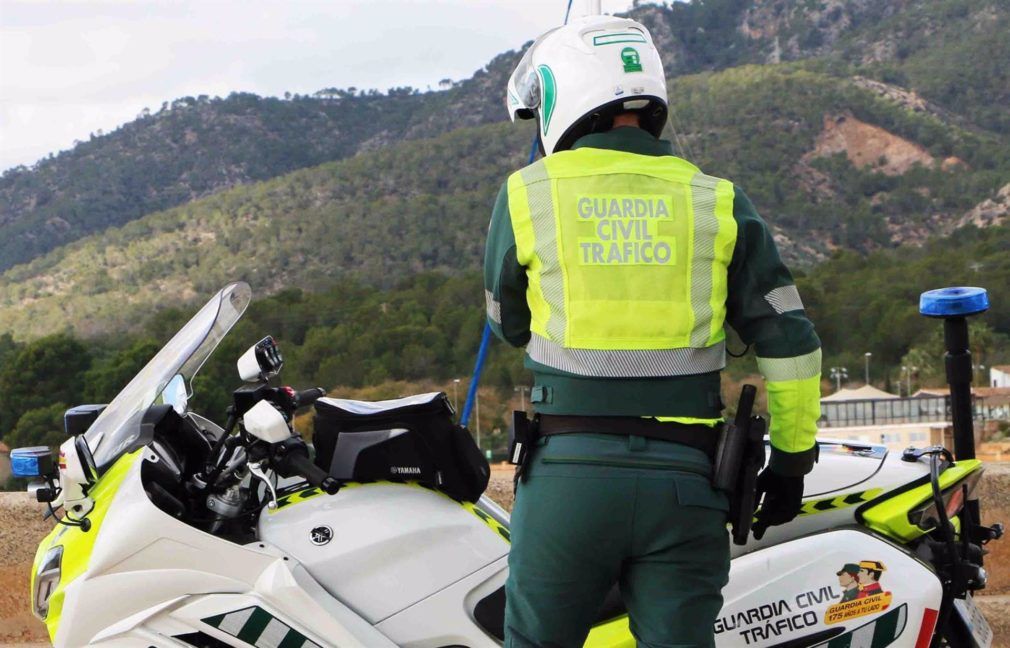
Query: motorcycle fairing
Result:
<box><xmin>810</xmin><ymin>604</ymin><xmax>911</xmax><ymax>648</ymax></box>
<box><xmin>718</xmin><ymin>529</ymin><xmax>942</xmax><ymax>647</ymax></box>
<box><xmin>36</xmin><ymin>449</ymin><xmax>363</xmax><ymax>647</ymax></box>
<box><xmin>32</xmin><ymin>449</ymin><xmax>144</xmax><ymax>642</ymax></box>
<box><xmin>258</xmin><ymin>480</ymin><xmax>509</xmax><ymax>624</ymax></box>
<box><xmin>857</xmin><ymin>460</ymin><xmax>983</xmax><ymax>542</ymax></box>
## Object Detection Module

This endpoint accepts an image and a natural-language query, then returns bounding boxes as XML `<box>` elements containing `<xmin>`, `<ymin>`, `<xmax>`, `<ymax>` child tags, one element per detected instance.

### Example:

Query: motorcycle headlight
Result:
<box><xmin>908</xmin><ymin>470</ymin><xmax>983</xmax><ymax>530</ymax></box>
<box><xmin>33</xmin><ymin>545</ymin><xmax>62</xmax><ymax>621</ymax></box>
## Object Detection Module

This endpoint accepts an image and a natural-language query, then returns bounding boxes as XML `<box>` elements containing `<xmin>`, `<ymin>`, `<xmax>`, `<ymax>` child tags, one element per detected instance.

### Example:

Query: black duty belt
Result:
<box><xmin>537</xmin><ymin>414</ymin><xmax>719</xmax><ymax>459</ymax></box>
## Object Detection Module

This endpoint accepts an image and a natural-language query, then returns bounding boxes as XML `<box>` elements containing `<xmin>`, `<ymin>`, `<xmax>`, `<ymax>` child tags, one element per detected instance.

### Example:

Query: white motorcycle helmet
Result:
<box><xmin>506</xmin><ymin>14</ymin><xmax>668</xmax><ymax>155</ymax></box>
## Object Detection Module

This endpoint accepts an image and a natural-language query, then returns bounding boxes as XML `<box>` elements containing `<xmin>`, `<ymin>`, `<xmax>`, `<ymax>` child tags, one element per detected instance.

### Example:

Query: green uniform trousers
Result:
<box><xmin>505</xmin><ymin>433</ymin><xmax>730</xmax><ymax>648</ymax></box>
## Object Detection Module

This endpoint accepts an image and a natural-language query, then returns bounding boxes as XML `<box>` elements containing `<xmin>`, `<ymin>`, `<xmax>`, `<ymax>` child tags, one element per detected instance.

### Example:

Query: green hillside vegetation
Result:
<box><xmin>0</xmin><ymin>45</ymin><xmax>524</xmax><ymax>272</ymax></box>
<box><xmin>799</xmin><ymin>223</ymin><xmax>1010</xmax><ymax>379</ymax></box>
<box><xmin>4</xmin><ymin>221</ymin><xmax>1010</xmax><ymax>471</ymax></box>
<box><xmin>836</xmin><ymin>0</ymin><xmax>1010</xmax><ymax>134</ymax></box>
<box><xmin>0</xmin><ymin>119</ymin><xmax>536</xmax><ymax>339</ymax></box>
<box><xmin>0</xmin><ymin>273</ymin><xmax>528</xmax><ymax>466</ymax></box>
<box><xmin>0</xmin><ymin>91</ymin><xmax>427</xmax><ymax>270</ymax></box>
<box><xmin>1</xmin><ymin>62</ymin><xmax>1006</xmax><ymax>340</ymax></box>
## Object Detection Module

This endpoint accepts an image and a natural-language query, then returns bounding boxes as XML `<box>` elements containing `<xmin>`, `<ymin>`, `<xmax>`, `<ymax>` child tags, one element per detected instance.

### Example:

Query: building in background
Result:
<box><xmin>991</xmin><ymin>366</ymin><xmax>1010</xmax><ymax>388</ymax></box>
<box><xmin>818</xmin><ymin>385</ymin><xmax>1010</xmax><ymax>452</ymax></box>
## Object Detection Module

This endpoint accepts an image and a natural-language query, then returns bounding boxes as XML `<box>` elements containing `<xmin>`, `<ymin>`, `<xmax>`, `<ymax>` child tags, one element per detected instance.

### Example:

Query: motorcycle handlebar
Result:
<box><xmin>295</xmin><ymin>387</ymin><xmax>326</xmax><ymax>408</ymax></box>
<box><xmin>276</xmin><ymin>444</ymin><xmax>339</xmax><ymax>495</ymax></box>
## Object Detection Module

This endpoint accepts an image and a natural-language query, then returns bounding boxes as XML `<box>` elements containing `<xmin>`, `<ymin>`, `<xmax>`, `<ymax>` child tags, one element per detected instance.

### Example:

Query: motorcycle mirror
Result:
<box><xmin>64</xmin><ymin>404</ymin><xmax>108</xmax><ymax>437</ymax></box>
<box><xmin>244</xmin><ymin>400</ymin><xmax>292</xmax><ymax>443</ymax></box>
<box><xmin>72</xmin><ymin>435</ymin><xmax>99</xmax><ymax>485</ymax></box>
<box><xmin>158</xmin><ymin>375</ymin><xmax>189</xmax><ymax>414</ymax></box>
<box><xmin>238</xmin><ymin>336</ymin><xmax>284</xmax><ymax>383</ymax></box>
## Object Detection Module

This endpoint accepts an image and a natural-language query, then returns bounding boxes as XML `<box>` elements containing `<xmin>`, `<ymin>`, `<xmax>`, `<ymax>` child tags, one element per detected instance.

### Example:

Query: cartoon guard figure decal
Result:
<box><xmin>825</xmin><ymin>560</ymin><xmax>892</xmax><ymax>624</ymax></box>
<box><xmin>836</xmin><ymin>564</ymin><xmax>860</xmax><ymax>602</ymax></box>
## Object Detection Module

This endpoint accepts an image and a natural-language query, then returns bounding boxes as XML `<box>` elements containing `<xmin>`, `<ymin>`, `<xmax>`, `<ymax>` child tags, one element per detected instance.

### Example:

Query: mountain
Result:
<box><xmin>0</xmin><ymin>0</ymin><xmax>1007</xmax><ymax>344</ymax></box>
<box><xmin>2</xmin><ymin>0</ymin><xmax>1007</xmax><ymax>273</ymax></box>
<box><xmin>1</xmin><ymin>59</ymin><xmax>1007</xmax><ymax>340</ymax></box>
<box><xmin>0</xmin><ymin>53</ymin><xmax>521</xmax><ymax>272</ymax></box>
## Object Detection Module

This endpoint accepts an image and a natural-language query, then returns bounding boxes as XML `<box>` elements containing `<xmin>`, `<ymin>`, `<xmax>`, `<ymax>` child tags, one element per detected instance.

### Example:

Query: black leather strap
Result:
<box><xmin>537</xmin><ymin>414</ymin><xmax>719</xmax><ymax>459</ymax></box>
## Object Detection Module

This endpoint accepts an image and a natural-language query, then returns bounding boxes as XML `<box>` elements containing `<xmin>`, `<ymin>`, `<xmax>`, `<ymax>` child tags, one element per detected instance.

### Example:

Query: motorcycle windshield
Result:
<box><xmin>84</xmin><ymin>282</ymin><xmax>251</xmax><ymax>472</ymax></box>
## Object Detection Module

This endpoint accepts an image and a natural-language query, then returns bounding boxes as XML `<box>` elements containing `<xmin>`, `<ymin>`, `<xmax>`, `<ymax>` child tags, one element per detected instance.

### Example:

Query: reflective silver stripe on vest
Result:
<box><xmin>485</xmin><ymin>289</ymin><xmax>501</xmax><ymax>324</ymax></box>
<box><xmin>765</xmin><ymin>285</ymin><xmax>804</xmax><ymax>314</ymax></box>
<box><xmin>757</xmin><ymin>348</ymin><xmax>822</xmax><ymax>382</ymax></box>
<box><xmin>528</xmin><ymin>333</ymin><xmax>726</xmax><ymax>377</ymax></box>
<box><xmin>521</xmin><ymin>162</ymin><xmax>567</xmax><ymax>342</ymax></box>
<box><xmin>689</xmin><ymin>173</ymin><xmax>721</xmax><ymax>347</ymax></box>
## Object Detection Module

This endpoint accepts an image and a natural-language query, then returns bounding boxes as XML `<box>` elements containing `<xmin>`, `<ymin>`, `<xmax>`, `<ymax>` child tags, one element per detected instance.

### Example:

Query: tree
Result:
<box><xmin>0</xmin><ymin>334</ymin><xmax>90</xmax><ymax>436</ymax></box>
<box><xmin>5</xmin><ymin>403</ymin><xmax>68</xmax><ymax>449</ymax></box>
<box><xmin>82</xmin><ymin>339</ymin><xmax>160</xmax><ymax>403</ymax></box>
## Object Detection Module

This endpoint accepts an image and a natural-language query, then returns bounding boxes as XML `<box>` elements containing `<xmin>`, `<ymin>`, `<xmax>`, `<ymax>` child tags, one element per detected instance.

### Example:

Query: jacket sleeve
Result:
<box><xmin>726</xmin><ymin>187</ymin><xmax>822</xmax><ymax>476</ymax></box>
<box><xmin>484</xmin><ymin>182</ymin><xmax>531</xmax><ymax>347</ymax></box>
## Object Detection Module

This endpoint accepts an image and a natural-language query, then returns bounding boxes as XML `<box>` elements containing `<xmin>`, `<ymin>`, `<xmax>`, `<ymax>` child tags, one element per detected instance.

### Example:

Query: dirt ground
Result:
<box><xmin>0</xmin><ymin>493</ymin><xmax>54</xmax><ymax>646</ymax></box>
<box><xmin>2</xmin><ymin>465</ymin><xmax>1008</xmax><ymax>647</ymax></box>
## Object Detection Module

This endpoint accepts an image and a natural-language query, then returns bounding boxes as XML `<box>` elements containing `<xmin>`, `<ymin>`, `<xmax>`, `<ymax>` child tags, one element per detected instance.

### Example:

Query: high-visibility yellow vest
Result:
<box><xmin>507</xmin><ymin>147</ymin><xmax>737</xmax><ymax>378</ymax></box>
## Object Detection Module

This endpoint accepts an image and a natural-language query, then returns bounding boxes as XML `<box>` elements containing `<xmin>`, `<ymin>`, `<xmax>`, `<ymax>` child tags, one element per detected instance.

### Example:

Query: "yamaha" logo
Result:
<box><xmin>310</xmin><ymin>526</ymin><xmax>333</xmax><ymax>546</ymax></box>
<box><xmin>391</xmin><ymin>466</ymin><xmax>422</xmax><ymax>475</ymax></box>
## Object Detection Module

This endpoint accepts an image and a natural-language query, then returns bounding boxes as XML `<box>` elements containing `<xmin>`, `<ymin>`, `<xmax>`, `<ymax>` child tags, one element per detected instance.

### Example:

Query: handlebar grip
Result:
<box><xmin>295</xmin><ymin>387</ymin><xmax>326</xmax><ymax>408</ymax></box>
<box><xmin>281</xmin><ymin>448</ymin><xmax>339</xmax><ymax>494</ymax></box>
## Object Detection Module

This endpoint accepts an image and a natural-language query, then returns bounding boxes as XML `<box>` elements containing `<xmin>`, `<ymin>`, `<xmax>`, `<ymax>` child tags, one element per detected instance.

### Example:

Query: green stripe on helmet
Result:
<box><xmin>538</xmin><ymin>64</ymin><xmax>556</xmax><ymax>136</ymax></box>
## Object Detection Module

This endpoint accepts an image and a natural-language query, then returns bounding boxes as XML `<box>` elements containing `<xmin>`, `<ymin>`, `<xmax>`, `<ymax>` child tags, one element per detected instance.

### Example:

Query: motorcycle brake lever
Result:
<box><xmin>901</xmin><ymin>445</ymin><xmax>954</xmax><ymax>464</ymax></box>
<box><xmin>248</xmin><ymin>461</ymin><xmax>278</xmax><ymax>510</ymax></box>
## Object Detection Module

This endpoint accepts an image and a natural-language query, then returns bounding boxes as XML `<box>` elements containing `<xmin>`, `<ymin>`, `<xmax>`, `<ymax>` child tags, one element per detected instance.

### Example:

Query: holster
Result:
<box><xmin>509</xmin><ymin>410</ymin><xmax>539</xmax><ymax>489</ymax></box>
<box><xmin>713</xmin><ymin>385</ymin><xmax>767</xmax><ymax>545</ymax></box>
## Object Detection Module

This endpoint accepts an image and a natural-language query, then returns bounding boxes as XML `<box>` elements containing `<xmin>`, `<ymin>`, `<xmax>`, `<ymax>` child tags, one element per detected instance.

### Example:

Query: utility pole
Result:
<box><xmin>829</xmin><ymin>367</ymin><xmax>848</xmax><ymax>392</ymax></box>
<box><xmin>902</xmin><ymin>366</ymin><xmax>918</xmax><ymax>397</ymax></box>
<box><xmin>864</xmin><ymin>352</ymin><xmax>872</xmax><ymax>385</ymax></box>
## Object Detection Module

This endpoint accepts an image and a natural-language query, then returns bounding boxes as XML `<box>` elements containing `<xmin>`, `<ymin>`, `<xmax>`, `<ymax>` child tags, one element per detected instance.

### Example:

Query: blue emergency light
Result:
<box><xmin>919</xmin><ymin>287</ymin><xmax>989</xmax><ymax>318</ymax></box>
<box><xmin>10</xmin><ymin>446</ymin><xmax>54</xmax><ymax>479</ymax></box>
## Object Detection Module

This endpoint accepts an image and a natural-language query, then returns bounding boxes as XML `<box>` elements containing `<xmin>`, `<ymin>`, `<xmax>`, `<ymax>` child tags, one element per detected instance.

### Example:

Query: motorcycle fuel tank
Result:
<box><xmin>258</xmin><ymin>482</ymin><xmax>509</xmax><ymax>624</ymax></box>
<box><xmin>718</xmin><ymin>529</ymin><xmax>942</xmax><ymax>648</ymax></box>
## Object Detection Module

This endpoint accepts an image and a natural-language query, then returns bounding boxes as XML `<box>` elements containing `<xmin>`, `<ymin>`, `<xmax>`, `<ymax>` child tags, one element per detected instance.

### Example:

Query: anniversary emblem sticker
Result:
<box><xmin>824</xmin><ymin>560</ymin><xmax>892</xmax><ymax>624</ymax></box>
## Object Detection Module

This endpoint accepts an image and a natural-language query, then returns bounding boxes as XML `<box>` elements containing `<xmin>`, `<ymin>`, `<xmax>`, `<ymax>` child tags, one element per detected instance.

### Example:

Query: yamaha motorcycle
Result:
<box><xmin>11</xmin><ymin>282</ymin><xmax>1002</xmax><ymax>647</ymax></box>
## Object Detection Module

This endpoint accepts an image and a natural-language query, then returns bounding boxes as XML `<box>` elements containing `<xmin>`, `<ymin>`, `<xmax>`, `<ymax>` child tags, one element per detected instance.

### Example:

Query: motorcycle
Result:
<box><xmin>10</xmin><ymin>282</ymin><xmax>1003</xmax><ymax>647</ymax></box>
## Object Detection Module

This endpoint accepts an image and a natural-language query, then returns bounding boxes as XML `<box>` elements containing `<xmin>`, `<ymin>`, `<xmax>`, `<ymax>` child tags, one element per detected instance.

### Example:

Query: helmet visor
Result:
<box><xmin>506</xmin><ymin>29</ymin><xmax>558</xmax><ymax>121</ymax></box>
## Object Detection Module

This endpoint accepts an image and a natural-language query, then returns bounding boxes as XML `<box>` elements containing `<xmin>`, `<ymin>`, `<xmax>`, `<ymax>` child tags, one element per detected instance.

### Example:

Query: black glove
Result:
<box><xmin>752</xmin><ymin>469</ymin><xmax>804</xmax><ymax>540</ymax></box>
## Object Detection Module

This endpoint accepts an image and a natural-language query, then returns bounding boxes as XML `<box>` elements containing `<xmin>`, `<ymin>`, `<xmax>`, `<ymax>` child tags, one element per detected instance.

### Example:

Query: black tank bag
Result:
<box><xmin>312</xmin><ymin>392</ymin><xmax>490</xmax><ymax>503</ymax></box>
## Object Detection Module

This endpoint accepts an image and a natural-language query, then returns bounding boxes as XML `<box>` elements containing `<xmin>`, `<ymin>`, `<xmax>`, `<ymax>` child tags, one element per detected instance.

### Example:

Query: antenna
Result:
<box><xmin>919</xmin><ymin>286</ymin><xmax>990</xmax><ymax>461</ymax></box>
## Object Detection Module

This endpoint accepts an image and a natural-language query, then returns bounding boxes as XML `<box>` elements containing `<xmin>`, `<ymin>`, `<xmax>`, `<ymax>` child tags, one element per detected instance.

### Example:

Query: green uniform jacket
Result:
<box><xmin>484</xmin><ymin>127</ymin><xmax>822</xmax><ymax>475</ymax></box>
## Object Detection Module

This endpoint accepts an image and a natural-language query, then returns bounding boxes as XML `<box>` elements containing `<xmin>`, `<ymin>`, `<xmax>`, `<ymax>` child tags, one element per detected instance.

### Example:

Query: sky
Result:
<box><xmin>0</xmin><ymin>0</ymin><xmax>638</xmax><ymax>173</ymax></box>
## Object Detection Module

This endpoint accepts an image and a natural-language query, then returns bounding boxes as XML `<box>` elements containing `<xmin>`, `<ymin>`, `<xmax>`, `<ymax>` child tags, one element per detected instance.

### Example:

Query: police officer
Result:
<box><xmin>484</xmin><ymin>14</ymin><xmax>821</xmax><ymax>648</ymax></box>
